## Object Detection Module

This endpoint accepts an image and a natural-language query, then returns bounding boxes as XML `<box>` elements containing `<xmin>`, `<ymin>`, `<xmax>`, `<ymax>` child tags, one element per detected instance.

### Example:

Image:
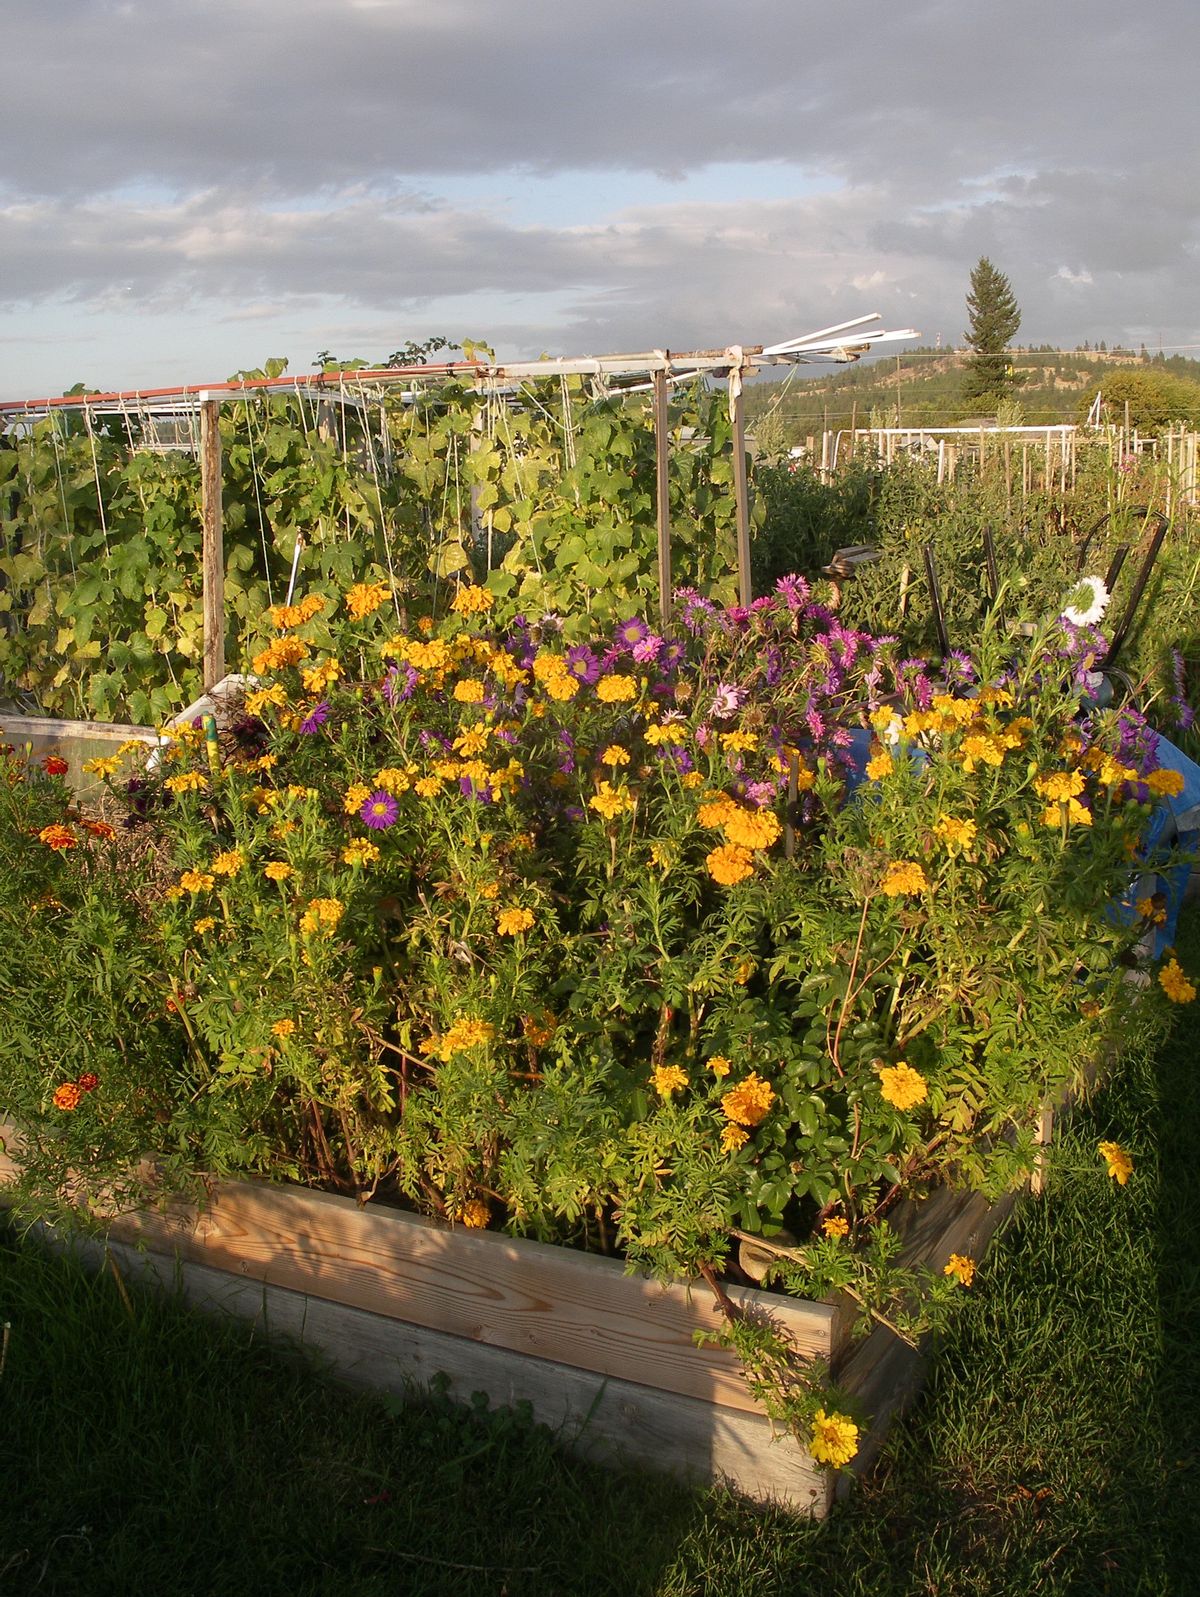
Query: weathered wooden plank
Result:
<box><xmin>108</xmin><ymin>1178</ymin><xmax>838</xmax><ymax>1414</ymax></box>
<box><xmin>653</xmin><ymin>368</ymin><xmax>672</xmax><ymax>630</ymax></box>
<box><xmin>59</xmin><ymin>1234</ymin><xmax>829</xmax><ymax>1513</ymax></box>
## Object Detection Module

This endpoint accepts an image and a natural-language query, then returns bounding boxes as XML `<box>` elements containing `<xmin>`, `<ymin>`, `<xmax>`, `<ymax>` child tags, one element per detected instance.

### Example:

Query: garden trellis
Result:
<box><xmin>0</xmin><ymin>316</ymin><xmax>917</xmax><ymax>714</ymax></box>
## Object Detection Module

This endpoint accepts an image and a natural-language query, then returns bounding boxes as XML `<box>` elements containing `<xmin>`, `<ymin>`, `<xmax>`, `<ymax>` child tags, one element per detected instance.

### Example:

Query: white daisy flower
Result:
<box><xmin>1061</xmin><ymin>575</ymin><xmax>1110</xmax><ymax>628</ymax></box>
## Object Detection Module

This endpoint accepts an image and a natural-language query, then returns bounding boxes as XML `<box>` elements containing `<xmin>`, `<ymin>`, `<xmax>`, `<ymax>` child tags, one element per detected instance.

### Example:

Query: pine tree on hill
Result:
<box><xmin>962</xmin><ymin>257</ymin><xmax>1022</xmax><ymax>413</ymax></box>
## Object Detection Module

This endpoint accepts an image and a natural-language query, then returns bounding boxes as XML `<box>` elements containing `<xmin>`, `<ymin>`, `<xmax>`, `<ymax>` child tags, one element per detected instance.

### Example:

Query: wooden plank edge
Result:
<box><xmin>51</xmin><ymin>1230</ymin><xmax>831</xmax><ymax>1517</ymax></box>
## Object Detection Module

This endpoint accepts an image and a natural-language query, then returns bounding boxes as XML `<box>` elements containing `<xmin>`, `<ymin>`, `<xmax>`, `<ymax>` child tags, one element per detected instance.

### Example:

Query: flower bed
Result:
<box><xmin>0</xmin><ymin>573</ymin><xmax>1190</xmax><ymax>1484</ymax></box>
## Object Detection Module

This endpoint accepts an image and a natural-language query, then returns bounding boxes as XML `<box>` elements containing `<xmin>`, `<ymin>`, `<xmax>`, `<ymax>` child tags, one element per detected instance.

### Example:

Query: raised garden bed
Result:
<box><xmin>0</xmin><ymin>1119</ymin><xmax>1019</xmax><ymax>1515</ymax></box>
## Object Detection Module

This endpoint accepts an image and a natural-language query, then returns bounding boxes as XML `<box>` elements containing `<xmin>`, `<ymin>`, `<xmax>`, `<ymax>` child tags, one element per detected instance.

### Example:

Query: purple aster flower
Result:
<box><xmin>805</xmin><ymin>708</ymin><xmax>826</xmax><ymax>741</ymax></box>
<box><xmin>775</xmin><ymin>573</ymin><xmax>810</xmax><ymax>611</ymax></box>
<box><xmin>383</xmin><ymin>664</ymin><xmax>419</xmax><ymax>705</ymax></box>
<box><xmin>766</xmin><ymin>647</ymin><xmax>783</xmax><ymax>688</ymax></box>
<box><xmin>566</xmin><ymin>645</ymin><xmax>601</xmax><ymax>685</ymax></box>
<box><xmin>360</xmin><ymin>790</ymin><xmax>400</xmax><ymax>829</ymax></box>
<box><xmin>661</xmin><ymin>641</ymin><xmax>686</xmax><ymax>673</ymax></box>
<box><xmin>459</xmin><ymin>776</ymin><xmax>494</xmax><ymax>803</ymax></box>
<box><xmin>614</xmin><ymin>617</ymin><xmax>650</xmax><ymax>651</ymax></box>
<box><xmin>944</xmin><ymin>650</ymin><xmax>976</xmax><ymax>688</ymax></box>
<box><xmin>667</xmin><ymin>746</ymin><xmax>694</xmax><ymax>774</ymax></box>
<box><xmin>299</xmin><ymin>701</ymin><xmax>330</xmax><ymax>734</ymax></box>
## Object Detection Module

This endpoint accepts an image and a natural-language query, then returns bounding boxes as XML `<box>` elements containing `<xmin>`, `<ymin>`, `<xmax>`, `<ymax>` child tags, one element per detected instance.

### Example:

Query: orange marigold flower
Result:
<box><xmin>301</xmin><ymin>658</ymin><xmax>341</xmax><ymax>695</ymax></box>
<box><xmin>299</xmin><ymin>897</ymin><xmax>344</xmax><ymax>936</ymax></box>
<box><xmin>1098</xmin><ymin>1140</ymin><xmax>1133</xmax><ymax>1185</ymax></box>
<box><xmin>42</xmin><ymin>755</ymin><xmax>69</xmax><ymax>776</ymax></box>
<box><xmin>653</xmin><ymin>1064</ymin><xmax>689</xmax><ymax>1097</ymax></box>
<box><xmin>721</xmin><ymin>807</ymin><xmax>782</xmax><ymax>851</ymax></box>
<box><xmin>496</xmin><ymin>906</ymin><xmax>535</xmax><ymax>936</ymax></box>
<box><xmin>878</xmin><ymin>1060</ymin><xmax>928</xmax><ymax>1111</ymax></box>
<box><xmin>450</xmin><ymin>584</ymin><xmax>495</xmax><ymax>616</ymax></box>
<box><xmin>263</xmin><ymin>860</ymin><xmax>294</xmax><ymax>882</ymax></box>
<box><xmin>1146</xmin><ymin>767</ymin><xmax>1185</xmax><ymax>798</ymax></box>
<box><xmin>1159</xmin><ymin>958</ymin><xmax>1197</xmax><ymax>1003</ymax></box>
<box><xmin>38</xmin><ymin>824</ymin><xmax>77</xmax><ymax>851</ymax></box>
<box><xmin>596</xmin><ymin>674</ymin><xmax>636</xmax><ymax>703</ymax></box>
<box><xmin>706</xmin><ymin>843</ymin><xmax>755</xmax><ymax>886</ymax></box>
<box><xmin>271</xmin><ymin>1019</ymin><xmax>297</xmax><ymax>1039</ymax></box>
<box><xmin>943</xmin><ymin>1253</ymin><xmax>976</xmax><ymax>1287</ymax></box>
<box><xmin>865</xmin><ymin>749</ymin><xmax>893</xmax><ymax>781</ymax></box>
<box><xmin>721</xmin><ymin>1071</ymin><xmax>774</xmax><ymax>1127</ymax></box>
<box><xmin>179</xmin><ymin>869</ymin><xmax>215</xmax><ymax>893</ymax></box>
<box><xmin>881</xmin><ymin>860</ymin><xmax>929</xmax><ymax>896</ymax></box>
<box><xmin>211</xmin><ymin>849</ymin><xmax>244</xmax><ymax>877</ymax></box>
<box><xmin>521</xmin><ymin>1010</ymin><xmax>557</xmax><ymax>1048</ymax></box>
<box><xmin>345</xmin><ymin>581</ymin><xmax>391</xmax><ymax>621</ymax></box>
<box><xmin>823</xmin><ymin>1216</ymin><xmax>850</xmax><ymax>1239</ymax></box>
<box><xmin>52</xmin><ymin>1082</ymin><xmax>82</xmax><ymax>1111</ymax></box>
<box><xmin>456</xmin><ymin>1198</ymin><xmax>491</xmax><ymax>1228</ymax></box>
<box><xmin>708</xmin><ymin>1055</ymin><xmax>732</xmax><ymax>1077</ymax></box>
<box><xmin>933</xmin><ymin>815</ymin><xmax>976</xmax><ymax>851</ymax></box>
<box><xmin>720</xmin><ymin>1123</ymin><xmax>750</xmax><ymax>1153</ymax></box>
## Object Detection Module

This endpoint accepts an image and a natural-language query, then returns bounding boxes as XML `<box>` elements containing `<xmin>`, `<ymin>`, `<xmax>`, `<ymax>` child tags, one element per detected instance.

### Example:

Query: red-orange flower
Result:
<box><xmin>53</xmin><ymin>1082</ymin><xmax>82</xmax><ymax>1111</ymax></box>
<box><xmin>77</xmin><ymin>1072</ymin><xmax>99</xmax><ymax>1093</ymax></box>
<box><xmin>43</xmin><ymin>755</ymin><xmax>69</xmax><ymax>776</ymax></box>
<box><xmin>38</xmin><ymin>824</ymin><xmax>77</xmax><ymax>851</ymax></box>
<box><xmin>79</xmin><ymin>818</ymin><xmax>115</xmax><ymax>840</ymax></box>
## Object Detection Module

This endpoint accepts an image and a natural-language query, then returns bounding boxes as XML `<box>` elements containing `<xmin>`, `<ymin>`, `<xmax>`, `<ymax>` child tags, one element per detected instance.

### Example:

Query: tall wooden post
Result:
<box><xmin>730</xmin><ymin>374</ymin><xmax>752</xmax><ymax>606</ymax></box>
<box><xmin>200</xmin><ymin>395</ymin><xmax>225</xmax><ymax>692</ymax></box>
<box><xmin>652</xmin><ymin>368</ymin><xmax>672</xmax><ymax>630</ymax></box>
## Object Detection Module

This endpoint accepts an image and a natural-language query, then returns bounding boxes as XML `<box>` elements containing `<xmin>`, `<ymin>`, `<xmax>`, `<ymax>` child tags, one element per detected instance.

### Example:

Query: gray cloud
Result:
<box><xmin>4</xmin><ymin>0</ymin><xmax>1198</xmax><ymax>388</ymax></box>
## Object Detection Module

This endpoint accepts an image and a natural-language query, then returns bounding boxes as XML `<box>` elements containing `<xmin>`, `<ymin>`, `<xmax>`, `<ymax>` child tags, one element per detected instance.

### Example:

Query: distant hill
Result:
<box><xmin>744</xmin><ymin>346</ymin><xmax>1200</xmax><ymax>442</ymax></box>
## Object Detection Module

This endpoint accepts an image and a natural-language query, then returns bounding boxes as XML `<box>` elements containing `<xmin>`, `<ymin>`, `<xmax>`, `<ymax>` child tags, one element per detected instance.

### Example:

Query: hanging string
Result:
<box><xmin>240</xmin><ymin>386</ymin><xmax>275</xmax><ymax>607</ymax></box>
<box><xmin>82</xmin><ymin>406</ymin><xmax>112</xmax><ymax>566</ymax></box>
<box><xmin>45</xmin><ymin>410</ymin><xmax>78</xmax><ymax>583</ymax></box>
<box><xmin>355</xmin><ymin>380</ymin><xmax>403</xmax><ymax>625</ymax></box>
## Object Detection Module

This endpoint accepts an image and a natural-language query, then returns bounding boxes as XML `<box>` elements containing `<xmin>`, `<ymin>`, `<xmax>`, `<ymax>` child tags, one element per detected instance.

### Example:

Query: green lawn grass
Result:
<box><xmin>3</xmin><ymin>922</ymin><xmax>1199</xmax><ymax>1597</ymax></box>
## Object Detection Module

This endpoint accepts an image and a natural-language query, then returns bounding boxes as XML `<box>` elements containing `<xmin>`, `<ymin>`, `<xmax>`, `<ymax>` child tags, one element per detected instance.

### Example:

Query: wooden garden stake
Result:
<box><xmin>653</xmin><ymin>368</ymin><xmax>673</xmax><ymax>629</ymax></box>
<box><xmin>785</xmin><ymin>751</ymin><xmax>799</xmax><ymax>859</ymax></box>
<box><xmin>1030</xmin><ymin>1101</ymin><xmax>1053</xmax><ymax>1197</ymax></box>
<box><xmin>200</xmin><ymin>395</ymin><xmax>225</xmax><ymax>692</ymax></box>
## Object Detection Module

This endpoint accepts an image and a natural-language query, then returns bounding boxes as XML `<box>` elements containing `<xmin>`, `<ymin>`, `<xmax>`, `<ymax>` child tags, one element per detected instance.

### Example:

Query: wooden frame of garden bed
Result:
<box><xmin>0</xmin><ymin>1118</ymin><xmax>1020</xmax><ymax>1516</ymax></box>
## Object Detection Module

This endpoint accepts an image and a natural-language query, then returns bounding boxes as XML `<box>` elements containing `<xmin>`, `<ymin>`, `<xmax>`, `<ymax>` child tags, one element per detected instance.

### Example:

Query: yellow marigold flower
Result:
<box><xmin>345</xmin><ymin>581</ymin><xmax>391</xmax><ymax>621</ymax></box>
<box><xmin>734</xmin><ymin>957</ymin><xmax>755</xmax><ymax>984</ymax></box>
<box><xmin>1034</xmin><ymin>769</ymin><xmax>1085</xmax><ymax>804</ymax></box>
<box><xmin>1098</xmin><ymin>1140</ymin><xmax>1133</xmax><ymax>1185</ymax></box>
<box><xmin>496</xmin><ymin>906</ymin><xmax>535</xmax><ymax>936</ymax></box>
<box><xmin>721</xmin><ymin>730</ymin><xmax>758</xmax><ymax>753</ymax></box>
<box><xmin>301</xmin><ymin>658</ymin><xmax>340</xmax><ymax>695</ymax></box>
<box><xmin>251</xmin><ymin>637</ymin><xmax>310</xmax><ymax>674</ymax></box>
<box><xmin>299</xmin><ymin>897</ymin><xmax>344</xmax><ymax>936</ymax></box>
<box><xmin>1147</xmin><ymin>767</ymin><xmax>1185</xmax><ymax>798</ymax></box>
<box><xmin>1135</xmin><ymin>895</ymin><xmax>1167</xmax><ymax>926</ymax></box>
<box><xmin>179</xmin><ymin>869</ymin><xmax>215</xmax><ymax>893</ymax></box>
<box><xmin>343</xmin><ymin>782</ymin><xmax>372</xmax><ymax>815</ymax></box>
<box><xmin>643</xmin><ymin>723</ymin><xmax>675</xmax><ymax>746</ymax></box>
<box><xmin>706</xmin><ymin>843</ymin><xmax>755</xmax><ymax>886</ymax></box>
<box><xmin>978</xmin><ymin>684</ymin><xmax>1014</xmax><ymax>708</ymax></box>
<box><xmin>881</xmin><ymin>860</ymin><xmax>929</xmax><ymax>897</ymax></box>
<box><xmin>82</xmin><ymin>755</ymin><xmax>121</xmax><ymax>778</ymax></box>
<box><xmin>478</xmin><ymin>880</ymin><xmax>500</xmax><ymax>901</ymax></box>
<box><xmin>721</xmin><ymin>1071</ymin><xmax>774</xmax><ymax>1127</ymax></box>
<box><xmin>544</xmin><ymin>672</ymin><xmax>580</xmax><ymax>702</ymax></box>
<box><xmin>721</xmin><ymin>807</ymin><xmax>782</xmax><ymax>851</ymax></box>
<box><xmin>211</xmin><ymin>849</ymin><xmax>244</xmax><ymax>877</ymax></box>
<box><xmin>406</xmin><ymin>638</ymin><xmax>452</xmax><ymax>672</ymax></box>
<box><xmin>708</xmin><ymin>1055</ymin><xmax>733</xmax><ymax>1078</ymax></box>
<box><xmin>263</xmin><ymin>860</ymin><xmax>293</xmax><ymax>882</ymax></box>
<box><xmin>531</xmin><ymin>651</ymin><xmax>567</xmax><ymax>682</ymax></box>
<box><xmin>697</xmin><ymin>797</ymin><xmax>738</xmax><ymax>829</ymax></box>
<box><xmin>903</xmin><ymin>709</ymin><xmax>939</xmax><ymax>736</ymax></box>
<box><xmin>649</xmin><ymin>841</ymin><xmax>676</xmax><ymax>871</ymax></box>
<box><xmin>653</xmin><ymin>1064</ymin><xmax>689</xmax><ymax>1097</ymax></box>
<box><xmin>589</xmin><ymin>781</ymin><xmax>636</xmax><ymax>821</ymax></box>
<box><xmin>865</xmin><ymin>749</ymin><xmax>893</xmax><ymax>780</ymax></box>
<box><xmin>1159</xmin><ymin>958</ymin><xmax>1197</xmax><ymax>1003</ymax></box>
<box><xmin>823</xmin><ymin>1216</ymin><xmax>850</xmax><ymax>1239</ymax></box>
<box><xmin>601</xmin><ymin>745</ymin><xmax>631</xmax><ymax>767</ymax></box>
<box><xmin>453</xmin><ymin>678</ymin><xmax>486</xmax><ymax>704</ymax></box>
<box><xmin>342</xmin><ymin>839</ymin><xmax>381</xmax><ymax>867</ymax></box>
<box><xmin>193</xmin><ymin>916</ymin><xmax>217</xmax><ymax>934</ymax></box>
<box><xmin>438</xmin><ymin>1017</ymin><xmax>496</xmax><ymax>1059</ymax></box>
<box><xmin>452</xmin><ymin>728</ymin><xmax>490</xmax><ymax>758</ymax></box>
<box><xmin>244</xmin><ymin>684</ymin><xmax>289</xmax><ymax>717</ymax></box>
<box><xmin>271</xmin><ymin>1018</ymin><xmax>297</xmax><ymax>1039</ymax></box>
<box><xmin>809</xmin><ymin>1410</ymin><xmax>859</xmax><ymax>1468</ymax></box>
<box><xmin>720</xmin><ymin>1123</ymin><xmax>750</xmax><ymax>1153</ymax></box>
<box><xmin>1096</xmin><ymin>754</ymin><xmax>1138</xmax><ymax>786</ymax></box>
<box><xmin>933</xmin><ymin>815</ymin><xmax>977</xmax><ymax>851</ymax></box>
<box><xmin>596</xmin><ymin>673</ymin><xmax>636</xmax><ymax>703</ymax></box>
<box><xmin>878</xmin><ymin>1061</ymin><xmax>928</xmax><ymax>1110</ymax></box>
<box><xmin>53</xmin><ymin>1082</ymin><xmax>82</xmax><ymax>1112</ymax></box>
<box><xmin>959</xmin><ymin>733</ymin><xmax>1006</xmax><ymax>772</ymax></box>
<box><xmin>1040</xmin><ymin>796</ymin><xmax>1092</xmax><ymax>829</ymax></box>
<box><xmin>272</xmin><ymin>819</ymin><xmax>298</xmax><ymax>839</ymax></box>
<box><xmin>414</xmin><ymin>775</ymin><xmax>443</xmax><ymax>798</ymax></box>
<box><xmin>932</xmin><ymin>694</ymin><xmax>977</xmax><ymax>727</ymax></box>
<box><xmin>681</xmin><ymin>771</ymin><xmax>705</xmax><ymax>789</ymax></box>
<box><xmin>450</xmin><ymin>584</ymin><xmax>494</xmax><ymax>616</ymax></box>
<box><xmin>456</xmin><ymin>1198</ymin><xmax>491</xmax><ymax>1228</ymax></box>
<box><xmin>943</xmin><ymin>1253</ymin><xmax>976</xmax><ymax>1287</ymax></box>
<box><xmin>164</xmin><ymin>771</ymin><xmax>208</xmax><ymax>794</ymax></box>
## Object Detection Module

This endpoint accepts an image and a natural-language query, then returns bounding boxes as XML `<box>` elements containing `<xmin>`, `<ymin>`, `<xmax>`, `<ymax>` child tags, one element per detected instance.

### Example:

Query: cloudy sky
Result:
<box><xmin>3</xmin><ymin>0</ymin><xmax>1197</xmax><ymax>396</ymax></box>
